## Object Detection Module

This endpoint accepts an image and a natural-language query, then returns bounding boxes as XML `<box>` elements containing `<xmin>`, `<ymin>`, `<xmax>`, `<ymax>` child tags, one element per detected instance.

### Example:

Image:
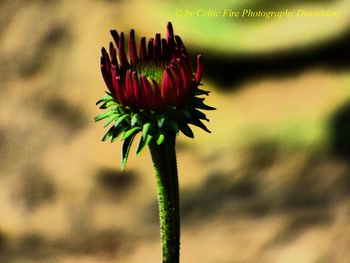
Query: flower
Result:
<box><xmin>100</xmin><ymin>22</ymin><xmax>204</xmax><ymax>112</ymax></box>
<box><xmin>96</xmin><ymin>22</ymin><xmax>214</xmax><ymax>169</ymax></box>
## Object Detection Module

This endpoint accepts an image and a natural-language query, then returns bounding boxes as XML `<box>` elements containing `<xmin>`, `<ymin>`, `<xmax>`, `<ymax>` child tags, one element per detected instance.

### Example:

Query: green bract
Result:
<box><xmin>95</xmin><ymin>88</ymin><xmax>214</xmax><ymax>170</ymax></box>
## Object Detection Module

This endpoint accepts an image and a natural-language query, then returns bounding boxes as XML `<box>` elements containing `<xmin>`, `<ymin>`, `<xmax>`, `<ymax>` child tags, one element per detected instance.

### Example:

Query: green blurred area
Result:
<box><xmin>0</xmin><ymin>0</ymin><xmax>350</xmax><ymax>262</ymax></box>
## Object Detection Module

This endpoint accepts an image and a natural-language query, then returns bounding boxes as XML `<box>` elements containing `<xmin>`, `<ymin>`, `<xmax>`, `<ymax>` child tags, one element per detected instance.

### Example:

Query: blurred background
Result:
<box><xmin>1</xmin><ymin>0</ymin><xmax>350</xmax><ymax>262</ymax></box>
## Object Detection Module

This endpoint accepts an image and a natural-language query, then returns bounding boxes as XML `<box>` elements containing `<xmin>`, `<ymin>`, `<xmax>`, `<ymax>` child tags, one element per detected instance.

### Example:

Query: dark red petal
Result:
<box><xmin>140</xmin><ymin>37</ymin><xmax>147</xmax><ymax>60</ymax></box>
<box><xmin>161</xmin><ymin>69</ymin><xmax>168</xmax><ymax>97</ymax></box>
<box><xmin>112</xmin><ymin>75</ymin><xmax>126</xmax><ymax>105</ymax></box>
<box><xmin>109</xmin><ymin>42</ymin><xmax>118</xmax><ymax>65</ymax></box>
<box><xmin>166</xmin><ymin>22</ymin><xmax>174</xmax><ymax>40</ymax></box>
<box><xmin>195</xmin><ymin>54</ymin><xmax>203</xmax><ymax>83</ymax></box>
<box><xmin>161</xmin><ymin>68</ymin><xmax>171</xmax><ymax>104</ymax></box>
<box><xmin>110</xmin><ymin>30</ymin><xmax>119</xmax><ymax>47</ymax></box>
<box><xmin>110</xmin><ymin>63</ymin><xmax>119</xmax><ymax>78</ymax></box>
<box><xmin>161</xmin><ymin>38</ymin><xmax>168</xmax><ymax>61</ymax></box>
<box><xmin>173</xmin><ymin>61</ymin><xmax>186</xmax><ymax>89</ymax></box>
<box><xmin>174</xmin><ymin>35</ymin><xmax>189</xmax><ymax>56</ymax></box>
<box><xmin>181</xmin><ymin>53</ymin><xmax>193</xmax><ymax>74</ymax></box>
<box><xmin>101</xmin><ymin>47</ymin><xmax>114</xmax><ymax>93</ymax></box>
<box><xmin>101</xmin><ymin>47</ymin><xmax>111</xmax><ymax>73</ymax></box>
<box><xmin>141</xmin><ymin>75</ymin><xmax>155</xmax><ymax>110</ymax></box>
<box><xmin>166</xmin><ymin>22</ymin><xmax>176</xmax><ymax>54</ymax></box>
<box><xmin>154</xmin><ymin>33</ymin><xmax>161</xmax><ymax>60</ymax></box>
<box><xmin>170</xmin><ymin>63</ymin><xmax>183</xmax><ymax>90</ymax></box>
<box><xmin>101</xmin><ymin>46</ymin><xmax>107</xmax><ymax>56</ymax></box>
<box><xmin>166</xmin><ymin>68</ymin><xmax>177</xmax><ymax>104</ymax></box>
<box><xmin>176</xmin><ymin>58</ymin><xmax>190</xmax><ymax>91</ymax></box>
<box><xmin>132</xmin><ymin>71</ymin><xmax>144</xmax><ymax>109</ymax></box>
<box><xmin>118</xmin><ymin>32</ymin><xmax>129</xmax><ymax>68</ymax></box>
<box><xmin>170</xmin><ymin>64</ymin><xmax>184</xmax><ymax>104</ymax></box>
<box><xmin>147</xmin><ymin>38</ymin><xmax>154</xmax><ymax>59</ymax></box>
<box><xmin>117</xmin><ymin>77</ymin><xmax>127</xmax><ymax>105</ymax></box>
<box><xmin>151</xmin><ymin>79</ymin><xmax>163</xmax><ymax>111</ymax></box>
<box><xmin>111</xmin><ymin>75</ymin><xmax>120</xmax><ymax>103</ymax></box>
<box><xmin>125</xmin><ymin>69</ymin><xmax>134</xmax><ymax>107</ymax></box>
<box><xmin>129</xmin><ymin>29</ymin><xmax>138</xmax><ymax>64</ymax></box>
<box><xmin>167</xmin><ymin>37</ymin><xmax>175</xmax><ymax>54</ymax></box>
<box><xmin>174</xmin><ymin>35</ymin><xmax>184</xmax><ymax>48</ymax></box>
<box><xmin>101</xmin><ymin>56</ymin><xmax>114</xmax><ymax>95</ymax></box>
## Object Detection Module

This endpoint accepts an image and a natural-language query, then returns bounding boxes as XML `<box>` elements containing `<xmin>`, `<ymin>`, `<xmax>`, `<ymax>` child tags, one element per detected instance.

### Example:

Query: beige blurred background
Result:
<box><xmin>1</xmin><ymin>0</ymin><xmax>350</xmax><ymax>262</ymax></box>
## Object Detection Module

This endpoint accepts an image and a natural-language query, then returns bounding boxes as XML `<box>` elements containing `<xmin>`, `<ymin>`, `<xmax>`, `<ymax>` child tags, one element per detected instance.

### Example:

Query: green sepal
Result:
<box><xmin>102</xmin><ymin>125</ymin><xmax>116</xmax><ymax>142</ymax></box>
<box><xmin>115</xmin><ymin>105</ymin><xmax>126</xmax><ymax>114</ymax></box>
<box><xmin>157</xmin><ymin>133</ymin><xmax>165</xmax><ymax>145</ymax></box>
<box><xmin>196</xmin><ymin>104</ymin><xmax>216</xmax><ymax>111</ymax></box>
<box><xmin>99</xmin><ymin>100</ymin><xmax>118</xmax><ymax>109</ymax></box>
<box><xmin>142</xmin><ymin>123</ymin><xmax>151</xmax><ymax>139</ymax></box>
<box><xmin>192</xmin><ymin>109</ymin><xmax>209</xmax><ymax>121</ymax></box>
<box><xmin>189</xmin><ymin>119</ymin><xmax>211</xmax><ymax>133</ymax></box>
<box><xmin>95</xmin><ymin>110</ymin><xmax>115</xmax><ymax>122</ymax></box>
<box><xmin>169</xmin><ymin>121</ymin><xmax>179</xmax><ymax>133</ymax></box>
<box><xmin>131</xmin><ymin>113</ymin><xmax>141</xmax><ymax>126</ymax></box>
<box><xmin>121</xmin><ymin>127</ymin><xmax>141</xmax><ymax>140</ymax></box>
<box><xmin>182</xmin><ymin>110</ymin><xmax>191</xmax><ymax>120</ymax></box>
<box><xmin>96</xmin><ymin>93</ymin><xmax>113</xmax><ymax>105</ymax></box>
<box><xmin>111</xmin><ymin>125</ymin><xmax>127</xmax><ymax>143</ymax></box>
<box><xmin>180</xmin><ymin>124</ymin><xmax>194</xmax><ymax>138</ymax></box>
<box><xmin>193</xmin><ymin>97</ymin><xmax>205</xmax><ymax>103</ymax></box>
<box><xmin>121</xmin><ymin>133</ymin><xmax>137</xmax><ymax>171</ymax></box>
<box><xmin>136</xmin><ymin>134</ymin><xmax>153</xmax><ymax>155</ymax></box>
<box><xmin>104</xmin><ymin>113</ymin><xmax>120</xmax><ymax>127</ymax></box>
<box><xmin>194</xmin><ymin>100</ymin><xmax>216</xmax><ymax>111</ymax></box>
<box><xmin>114</xmin><ymin>114</ymin><xmax>130</xmax><ymax>128</ymax></box>
<box><xmin>193</xmin><ymin>89</ymin><xmax>210</xmax><ymax>96</ymax></box>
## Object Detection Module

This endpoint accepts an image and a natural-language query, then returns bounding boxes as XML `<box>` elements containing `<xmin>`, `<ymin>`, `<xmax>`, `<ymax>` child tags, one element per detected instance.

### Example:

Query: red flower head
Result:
<box><xmin>100</xmin><ymin>22</ymin><xmax>204</xmax><ymax>112</ymax></box>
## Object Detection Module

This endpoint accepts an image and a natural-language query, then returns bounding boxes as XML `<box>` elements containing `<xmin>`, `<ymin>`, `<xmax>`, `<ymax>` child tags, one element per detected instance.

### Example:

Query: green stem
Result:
<box><xmin>149</xmin><ymin>132</ymin><xmax>180</xmax><ymax>263</ymax></box>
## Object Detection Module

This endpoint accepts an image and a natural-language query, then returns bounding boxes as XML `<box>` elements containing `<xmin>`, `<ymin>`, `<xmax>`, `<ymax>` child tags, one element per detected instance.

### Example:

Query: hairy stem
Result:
<box><xmin>149</xmin><ymin>132</ymin><xmax>180</xmax><ymax>263</ymax></box>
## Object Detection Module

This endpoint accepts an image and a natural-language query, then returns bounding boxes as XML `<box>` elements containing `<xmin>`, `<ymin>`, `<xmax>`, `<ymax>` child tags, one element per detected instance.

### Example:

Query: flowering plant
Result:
<box><xmin>95</xmin><ymin>22</ymin><xmax>214</xmax><ymax>263</ymax></box>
